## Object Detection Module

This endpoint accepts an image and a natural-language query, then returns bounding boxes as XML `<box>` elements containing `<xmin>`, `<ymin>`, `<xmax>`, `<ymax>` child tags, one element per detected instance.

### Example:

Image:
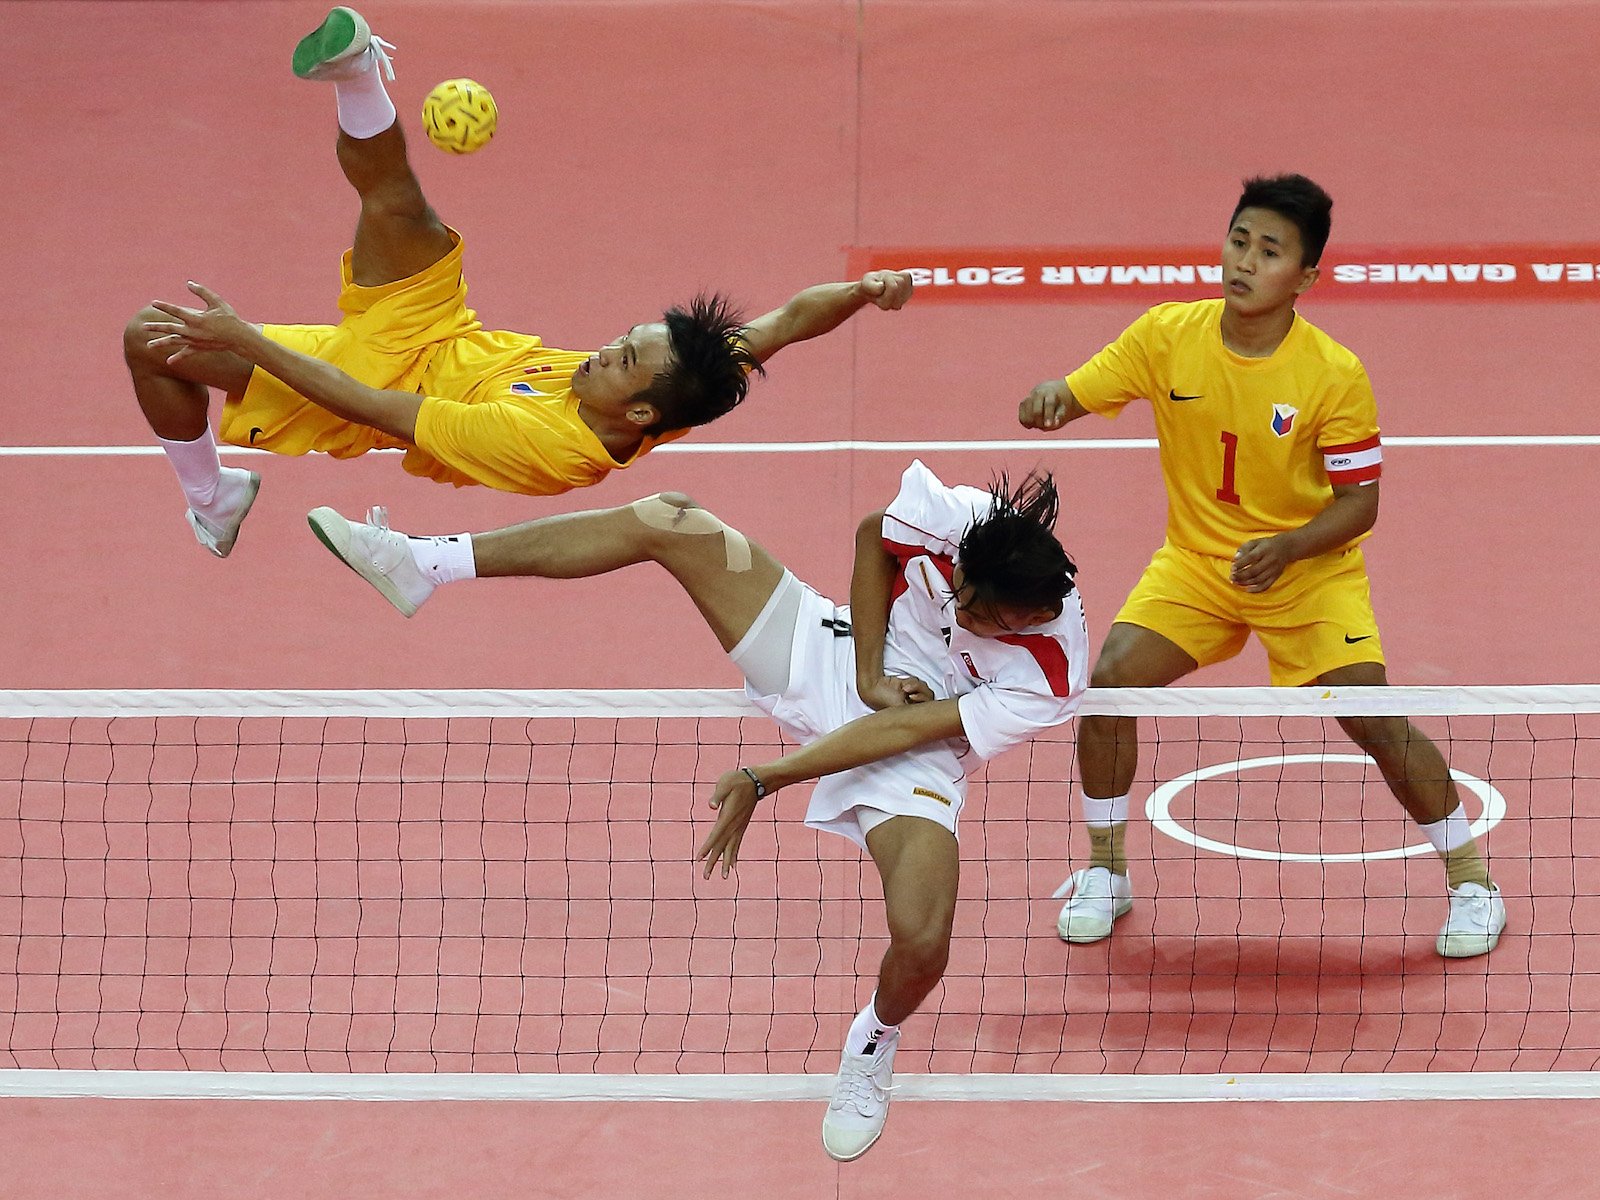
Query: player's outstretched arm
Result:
<box><xmin>695</xmin><ymin>699</ymin><xmax>966</xmax><ymax>877</ymax></box>
<box><xmin>1018</xmin><ymin>378</ymin><xmax>1090</xmax><ymax>432</ymax></box>
<box><xmin>144</xmin><ymin>282</ymin><xmax>423</xmax><ymax>442</ymax></box>
<box><xmin>738</xmin><ymin>270</ymin><xmax>914</xmax><ymax>364</ymax></box>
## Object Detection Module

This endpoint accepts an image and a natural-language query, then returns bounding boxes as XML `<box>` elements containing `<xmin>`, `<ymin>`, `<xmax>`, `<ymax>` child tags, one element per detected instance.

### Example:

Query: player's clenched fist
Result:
<box><xmin>857</xmin><ymin>270</ymin><xmax>914</xmax><ymax>311</ymax></box>
<box><xmin>1019</xmin><ymin>379</ymin><xmax>1075</xmax><ymax>430</ymax></box>
<box><xmin>857</xmin><ymin>672</ymin><xmax>935</xmax><ymax>711</ymax></box>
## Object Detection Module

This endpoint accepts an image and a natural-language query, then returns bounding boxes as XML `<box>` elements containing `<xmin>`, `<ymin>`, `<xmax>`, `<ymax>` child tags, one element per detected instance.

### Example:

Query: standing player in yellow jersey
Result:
<box><xmin>1018</xmin><ymin>174</ymin><xmax>1506</xmax><ymax>958</ymax></box>
<box><xmin>126</xmin><ymin>7</ymin><xmax>914</xmax><ymax>559</ymax></box>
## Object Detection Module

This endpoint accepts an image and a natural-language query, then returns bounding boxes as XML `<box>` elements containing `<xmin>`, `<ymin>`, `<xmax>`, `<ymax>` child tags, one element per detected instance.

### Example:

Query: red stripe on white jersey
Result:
<box><xmin>995</xmin><ymin>633</ymin><xmax>1073</xmax><ymax>698</ymax></box>
<box><xmin>883</xmin><ymin>540</ymin><xmax>954</xmax><ymax>602</ymax></box>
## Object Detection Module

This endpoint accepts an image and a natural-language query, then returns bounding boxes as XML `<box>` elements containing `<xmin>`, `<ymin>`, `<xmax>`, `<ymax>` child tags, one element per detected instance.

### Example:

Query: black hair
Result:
<box><xmin>635</xmin><ymin>293</ymin><xmax>766</xmax><ymax>436</ymax></box>
<box><xmin>1229</xmin><ymin>174</ymin><xmax>1333</xmax><ymax>267</ymax></box>
<box><xmin>957</xmin><ymin>471</ymin><xmax>1077</xmax><ymax>617</ymax></box>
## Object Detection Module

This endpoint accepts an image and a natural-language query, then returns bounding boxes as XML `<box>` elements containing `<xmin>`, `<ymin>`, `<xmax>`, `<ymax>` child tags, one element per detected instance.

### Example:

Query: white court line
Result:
<box><xmin>1146</xmin><ymin>755</ymin><xmax>1508</xmax><ymax>862</ymax></box>
<box><xmin>2</xmin><ymin>435</ymin><xmax>1598</xmax><ymax>457</ymax></box>
<box><xmin>2</xmin><ymin>1069</ymin><xmax>1596</xmax><ymax>1102</ymax></box>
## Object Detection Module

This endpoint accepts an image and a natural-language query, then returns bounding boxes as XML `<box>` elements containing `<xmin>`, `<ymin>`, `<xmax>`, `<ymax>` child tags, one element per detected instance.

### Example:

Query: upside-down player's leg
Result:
<box><xmin>821</xmin><ymin>815</ymin><xmax>959</xmax><ymax>1163</ymax></box>
<box><xmin>296</xmin><ymin>8</ymin><xmax>454</xmax><ymax>285</ymax></box>
<box><xmin>306</xmin><ymin>494</ymin><xmax>788</xmax><ymax>651</ymax></box>
<box><xmin>128</xmin><ymin>7</ymin><xmax>439</xmax><ymax>559</ymax></box>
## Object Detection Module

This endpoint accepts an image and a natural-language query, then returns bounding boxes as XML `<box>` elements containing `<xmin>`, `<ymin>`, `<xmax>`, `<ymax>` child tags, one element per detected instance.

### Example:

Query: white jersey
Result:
<box><xmin>879</xmin><ymin>460</ymin><xmax>1089</xmax><ymax>766</ymax></box>
<box><xmin>735</xmin><ymin>460</ymin><xmax>1089</xmax><ymax>849</ymax></box>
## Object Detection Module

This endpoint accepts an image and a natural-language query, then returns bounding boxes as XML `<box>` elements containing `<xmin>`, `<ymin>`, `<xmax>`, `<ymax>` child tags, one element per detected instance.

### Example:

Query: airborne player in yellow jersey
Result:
<box><xmin>127</xmin><ymin>7</ymin><xmax>913</xmax><ymax>558</ymax></box>
<box><xmin>1019</xmin><ymin>174</ymin><xmax>1506</xmax><ymax>958</ymax></box>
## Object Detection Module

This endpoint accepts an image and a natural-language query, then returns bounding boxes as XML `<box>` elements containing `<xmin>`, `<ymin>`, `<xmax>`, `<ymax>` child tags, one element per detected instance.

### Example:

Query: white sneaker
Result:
<box><xmin>1053</xmin><ymin>866</ymin><xmax>1133</xmax><ymax>943</ymax></box>
<box><xmin>1436</xmin><ymin>881</ymin><xmax>1507</xmax><ymax>958</ymax></box>
<box><xmin>821</xmin><ymin>1045</ymin><xmax>895</xmax><ymax>1162</ymax></box>
<box><xmin>291</xmin><ymin>7</ymin><xmax>395</xmax><ymax>82</ymax></box>
<box><xmin>308</xmin><ymin>505</ymin><xmax>434</xmax><ymax>617</ymax></box>
<box><xmin>186</xmin><ymin>467</ymin><xmax>260</xmax><ymax>559</ymax></box>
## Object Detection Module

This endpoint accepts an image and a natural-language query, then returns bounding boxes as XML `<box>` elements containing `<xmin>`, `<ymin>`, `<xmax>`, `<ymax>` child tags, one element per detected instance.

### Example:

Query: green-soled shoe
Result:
<box><xmin>293</xmin><ymin>8</ymin><xmax>390</xmax><ymax>81</ymax></box>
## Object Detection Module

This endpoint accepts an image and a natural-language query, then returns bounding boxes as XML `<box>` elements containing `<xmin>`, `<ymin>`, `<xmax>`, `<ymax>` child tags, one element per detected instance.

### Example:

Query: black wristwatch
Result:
<box><xmin>739</xmin><ymin>767</ymin><xmax>769</xmax><ymax>799</ymax></box>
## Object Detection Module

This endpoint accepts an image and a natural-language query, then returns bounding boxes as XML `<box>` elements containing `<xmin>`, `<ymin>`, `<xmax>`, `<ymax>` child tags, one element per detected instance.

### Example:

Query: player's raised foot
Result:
<box><xmin>186</xmin><ymin>466</ymin><xmax>260</xmax><ymax>559</ymax></box>
<box><xmin>821</xmin><ymin>1046</ymin><xmax>895</xmax><ymax>1162</ymax></box>
<box><xmin>308</xmin><ymin>505</ymin><xmax>434</xmax><ymax>617</ymax></box>
<box><xmin>1436</xmin><ymin>881</ymin><xmax>1507</xmax><ymax>958</ymax></box>
<box><xmin>292</xmin><ymin>7</ymin><xmax>394</xmax><ymax>82</ymax></box>
<box><xmin>1054</xmin><ymin>866</ymin><xmax>1133</xmax><ymax>944</ymax></box>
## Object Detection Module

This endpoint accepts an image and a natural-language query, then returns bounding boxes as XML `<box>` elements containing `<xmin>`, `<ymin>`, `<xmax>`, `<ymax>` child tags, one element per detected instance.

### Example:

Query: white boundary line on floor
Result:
<box><xmin>1</xmin><ymin>1069</ymin><xmax>1595</xmax><ymax>1102</ymax></box>
<box><xmin>1</xmin><ymin>435</ymin><xmax>1598</xmax><ymax>458</ymax></box>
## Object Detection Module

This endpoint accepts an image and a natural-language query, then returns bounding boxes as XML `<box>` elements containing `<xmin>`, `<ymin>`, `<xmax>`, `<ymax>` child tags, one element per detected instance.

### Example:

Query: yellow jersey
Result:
<box><xmin>406</xmin><ymin>332</ymin><xmax>685</xmax><ymax>495</ymax></box>
<box><xmin>1066</xmin><ymin>299</ymin><xmax>1382</xmax><ymax>560</ymax></box>
<box><xmin>233</xmin><ymin>227</ymin><xmax>689</xmax><ymax>496</ymax></box>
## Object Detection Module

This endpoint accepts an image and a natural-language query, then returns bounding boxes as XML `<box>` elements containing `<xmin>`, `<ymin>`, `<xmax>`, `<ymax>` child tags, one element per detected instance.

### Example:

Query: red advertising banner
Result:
<box><xmin>844</xmin><ymin>244</ymin><xmax>1600</xmax><ymax>303</ymax></box>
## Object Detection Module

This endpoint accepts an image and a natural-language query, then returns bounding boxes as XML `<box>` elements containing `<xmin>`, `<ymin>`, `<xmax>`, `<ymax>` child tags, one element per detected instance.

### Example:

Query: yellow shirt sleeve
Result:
<box><xmin>1317</xmin><ymin>362</ymin><xmax>1381</xmax><ymax>451</ymax></box>
<box><xmin>410</xmin><ymin>394</ymin><xmax>606</xmax><ymax>495</ymax></box>
<box><xmin>1066</xmin><ymin>307</ymin><xmax>1164</xmax><ymax>417</ymax></box>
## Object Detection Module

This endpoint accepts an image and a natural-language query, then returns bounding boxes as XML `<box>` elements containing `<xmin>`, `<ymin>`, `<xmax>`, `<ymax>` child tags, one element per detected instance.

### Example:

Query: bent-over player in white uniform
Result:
<box><xmin>306</xmin><ymin>460</ymin><xmax>1088</xmax><ymax>1162</ymax></box>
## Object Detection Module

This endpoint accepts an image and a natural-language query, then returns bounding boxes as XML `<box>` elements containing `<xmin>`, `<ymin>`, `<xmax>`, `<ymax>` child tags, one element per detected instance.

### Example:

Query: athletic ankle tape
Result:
<box><xmin>1444</xmin><ymin>843</ymin><xmax>1491</xmax><ymax>889</ymax></box>
<box><xmin>1087</xmin><ymin>825</ymin><xmax>1128</xmax><ymax>875</ymax></box>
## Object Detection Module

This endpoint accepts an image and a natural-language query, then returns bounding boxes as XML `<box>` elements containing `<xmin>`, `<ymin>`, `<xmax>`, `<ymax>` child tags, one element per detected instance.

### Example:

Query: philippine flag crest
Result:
<box><xmin>1271</xmin><ymin>403</ymin><xmax>1298</xmax><ymax>437</ymax></box>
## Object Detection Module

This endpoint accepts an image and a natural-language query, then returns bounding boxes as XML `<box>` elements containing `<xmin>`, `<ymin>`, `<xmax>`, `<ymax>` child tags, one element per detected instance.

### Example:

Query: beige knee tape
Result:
<box><xmin>630</xmin><ymin>494</ymin><xmax>752</xmax><ymax>572</ymax></box>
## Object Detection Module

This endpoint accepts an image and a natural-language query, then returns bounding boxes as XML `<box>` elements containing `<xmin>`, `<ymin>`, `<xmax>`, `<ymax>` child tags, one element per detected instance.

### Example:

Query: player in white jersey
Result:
<box><xmin>305</xmin><ymin>459</ymin><xmax>1087</xmax><ymax>1162</ymax></box>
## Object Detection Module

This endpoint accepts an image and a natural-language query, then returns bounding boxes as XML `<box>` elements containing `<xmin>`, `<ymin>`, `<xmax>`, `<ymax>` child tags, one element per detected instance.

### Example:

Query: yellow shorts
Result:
<box><xmin>218</xmin><ymin>230</ymin><xmax>479</xmax><ymax>457</ymax></box>
<box><xmin>1115</xmin><ymin>542</ymin><xmax>1386</xmax><ymax>687</ymax></box>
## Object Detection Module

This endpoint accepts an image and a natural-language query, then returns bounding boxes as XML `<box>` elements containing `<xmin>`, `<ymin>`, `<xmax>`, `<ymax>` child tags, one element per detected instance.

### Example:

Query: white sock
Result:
<box><xmin>1420</xmin><ymin>803</ymin><xmax>1475</xmax><ymax>854</ymax></box>
<box><xmin>845</xmin><ymin>994</ymin><xmax>900</xmax><ymax>1057</ymax></box>
<box><xmin>158</xmin><ymin>427</ymin><xmax>222</xmax><ymax>509</ymax></box>
<box><xmin>335</xmin><ymin>61</ymin><xmax>396</xmax><ymax>139</ymax></box>
<box><xmin>1079</xmin><ymin>790</ymin><xmax>1130</xmax><ymax>827</ymax></box>
<box><xmin>408</xmin><ymin>534</ymin><xmax>476</xmax><ymax>584</ymax></box>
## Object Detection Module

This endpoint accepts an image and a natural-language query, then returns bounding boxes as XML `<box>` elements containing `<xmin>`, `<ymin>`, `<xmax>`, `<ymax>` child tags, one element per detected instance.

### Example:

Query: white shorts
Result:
<box><xmin>730</xmin><ymin>573</ymin><xmax>967</xmax><ymax>851</ymax></box>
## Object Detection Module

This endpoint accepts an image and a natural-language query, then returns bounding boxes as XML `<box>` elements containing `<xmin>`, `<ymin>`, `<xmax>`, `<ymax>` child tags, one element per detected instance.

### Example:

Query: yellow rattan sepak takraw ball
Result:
<box><xmin>422</xmin><ymin>79</ymin><xmax>497</xmax><ymax>154</ymax></box>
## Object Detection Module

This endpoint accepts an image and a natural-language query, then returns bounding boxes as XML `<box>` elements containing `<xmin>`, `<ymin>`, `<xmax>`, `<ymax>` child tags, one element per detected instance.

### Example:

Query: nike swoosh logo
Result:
<box><xmin>1344</xmin><ymin>634</ymin><xmax>1373</xmax><ymax>644</ymax></box>
<box><xmin>1168</xmin><ymin>390</ymin><xmax>1203</xmax><ymax>402</ymax></box>
<box><xmin>248</xmin><ymin>427</ymin><xmax>264</xmax><ymax>445</ymax></box>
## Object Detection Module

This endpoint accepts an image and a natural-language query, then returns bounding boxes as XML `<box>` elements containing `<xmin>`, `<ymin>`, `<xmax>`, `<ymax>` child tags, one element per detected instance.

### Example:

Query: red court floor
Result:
<box><xmin>6</xmin><ymin>1</ymin><xmax>1600</xmax><ymax>1196</ymax></box>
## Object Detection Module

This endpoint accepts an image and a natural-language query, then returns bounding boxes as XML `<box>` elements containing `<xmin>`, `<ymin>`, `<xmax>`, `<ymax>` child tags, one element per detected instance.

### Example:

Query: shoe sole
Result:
<box><xmin>1436</xmin><ymin>925</ymin><xmax>1506</xmax><ymax>958</ymax></box>
<box><xmin>307</xmin><ymin>506</ymin><xmax>419</xmax><ymax>617</ymax></box>
<box><xmin>1057</xmin><ymin>896</ymin><xmax>1133</xmax><ymax>944</ymax></box>
<box><xmin>822</xmin><ymin>1124</ymin><xmax>884</xmax><ymax>1163</ymax></box>
<box><xmin>190</xmin><ymin>471</ymin><xmax>261</xmax><ymax>559</ymax></box>
<box><xmin>292</xmin><ymin>7</ymin><xmax>367</xmax><ymax>78</ymax></box>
